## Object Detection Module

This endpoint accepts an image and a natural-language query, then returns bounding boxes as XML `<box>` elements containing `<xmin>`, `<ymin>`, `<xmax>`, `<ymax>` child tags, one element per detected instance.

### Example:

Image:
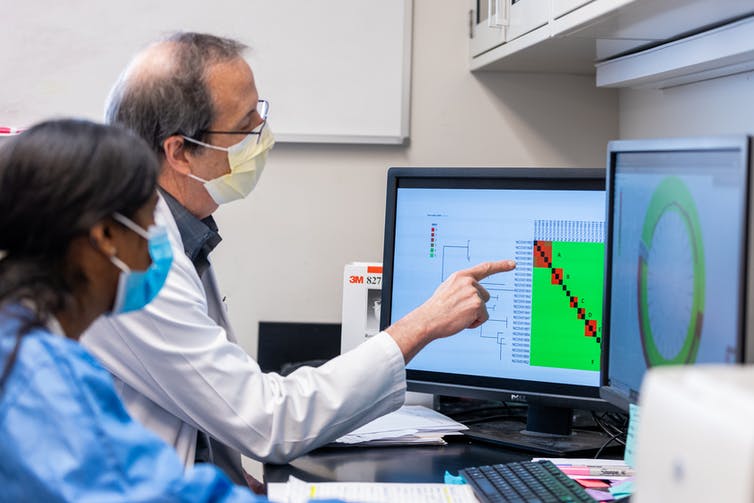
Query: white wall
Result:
<box><xmin>213</xmin><ymin>0</ymin><xmax>619</xmax><ymax>357</ymax></box>
<box><xmin>619</xmin><ymin>71</ymin><xmax>754</xmax><ymax>138</ymax></box>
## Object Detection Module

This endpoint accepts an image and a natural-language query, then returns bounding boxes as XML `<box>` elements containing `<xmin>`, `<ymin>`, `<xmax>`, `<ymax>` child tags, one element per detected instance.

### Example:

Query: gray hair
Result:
<box><xmin>105</xmin><ymin>32</ymin><xmax>248</xmax><ymax>155</ymax></box>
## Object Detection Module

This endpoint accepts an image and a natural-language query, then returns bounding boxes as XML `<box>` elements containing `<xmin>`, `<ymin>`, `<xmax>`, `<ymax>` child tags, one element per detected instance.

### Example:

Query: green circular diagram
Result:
<box><xmin>637</xmin><ymin>176</ymin><xmax>705</xmax><ymax>366</ymax></box>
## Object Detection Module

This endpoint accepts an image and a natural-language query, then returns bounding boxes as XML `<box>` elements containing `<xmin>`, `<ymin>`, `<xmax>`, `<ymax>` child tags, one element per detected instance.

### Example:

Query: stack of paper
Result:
<box><xmin>332</xmin><ymin>405</ymin><xmax>467</xmax><ymax>446</ymax></box>
<box><xmin>268</xmin><ymin>476</ymin><xmax>478</xmax><ymax>503</ymax></box>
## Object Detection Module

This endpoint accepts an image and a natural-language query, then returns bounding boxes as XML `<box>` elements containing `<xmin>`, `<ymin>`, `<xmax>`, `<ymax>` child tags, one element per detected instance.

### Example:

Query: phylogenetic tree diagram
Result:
<box><xmin>430</xmin><ymin>223</ymin><xmax>514</xmax><ymax>360</ymax></box>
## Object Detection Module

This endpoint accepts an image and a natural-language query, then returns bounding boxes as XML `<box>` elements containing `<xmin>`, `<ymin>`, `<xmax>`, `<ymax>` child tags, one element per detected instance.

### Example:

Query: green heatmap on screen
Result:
<box><xmin>530</xmin><ymin>240</ymin><xmax>604</xmax><ymax>371</ymax></box>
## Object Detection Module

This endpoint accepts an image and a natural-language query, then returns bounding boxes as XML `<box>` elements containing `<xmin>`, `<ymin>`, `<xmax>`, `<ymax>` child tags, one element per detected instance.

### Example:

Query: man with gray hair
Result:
<box><xmin>83</xmin><ymin>32</ymin><xmax>515</xmax><ymax>487</ymax></box>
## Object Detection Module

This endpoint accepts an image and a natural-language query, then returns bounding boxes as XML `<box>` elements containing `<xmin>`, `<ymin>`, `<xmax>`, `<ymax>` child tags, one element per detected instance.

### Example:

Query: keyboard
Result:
<box><xmin>460</xmin><ymin>460</ymin><xmax>597</xmax><ymax>503</ymax></box>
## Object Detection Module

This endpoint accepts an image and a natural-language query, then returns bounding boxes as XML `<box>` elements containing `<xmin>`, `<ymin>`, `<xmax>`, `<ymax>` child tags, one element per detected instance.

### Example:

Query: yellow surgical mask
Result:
<box><xmin>183</xmin><ymin>125</ymin><xmax>275</xmax><ymax>204</ymax></box>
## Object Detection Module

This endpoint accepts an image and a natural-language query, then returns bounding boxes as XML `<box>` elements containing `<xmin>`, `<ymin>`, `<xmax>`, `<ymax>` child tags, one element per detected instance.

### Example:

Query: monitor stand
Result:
<box><xmin>462</xmin><ymin>404</ymin><xmax>615</xmax><ymax>457</ymax></box>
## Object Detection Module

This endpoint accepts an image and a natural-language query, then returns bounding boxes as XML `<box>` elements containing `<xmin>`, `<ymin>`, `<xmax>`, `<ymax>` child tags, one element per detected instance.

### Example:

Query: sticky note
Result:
<box><xmin>610</xmin><ymin>478</ymin><xmax>635</xmax><ymax>498</ymax></box>
<box><xmin>586</xmin><ymin>488</ymin><xmax>615</xmax><ymax>501</ymax></box>
<box><xmin>444</xmin><ymin>471</ymin><xmax>466</xmax><ymax>485</ymax></box>
<box><xmin>624</xmin><ymin>403</ymin><xmax>640</xmax><ymax>468</ymax></box>
<box><xmin>576</xmin><ymin>478</ymin><xmax>610</xmax><ymax>489</ymax></box>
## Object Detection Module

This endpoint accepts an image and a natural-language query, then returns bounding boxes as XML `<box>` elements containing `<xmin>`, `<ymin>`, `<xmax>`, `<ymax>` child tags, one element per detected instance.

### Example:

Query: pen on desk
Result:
<box><xmin>558</xmin><ymin>466</ymin><xmax>634</xmax><ymax>477</ymax></box>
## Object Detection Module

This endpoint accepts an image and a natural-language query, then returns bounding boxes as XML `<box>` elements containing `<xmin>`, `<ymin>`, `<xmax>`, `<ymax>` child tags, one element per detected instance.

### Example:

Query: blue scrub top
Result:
<box><xmin>0</xmin><ymin>307</ymin><xmax>266</xmax><ymax>502</ymax></box>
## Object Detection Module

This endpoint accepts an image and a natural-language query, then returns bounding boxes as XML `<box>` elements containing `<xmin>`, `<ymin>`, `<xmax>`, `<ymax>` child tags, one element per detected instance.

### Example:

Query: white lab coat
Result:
<box><xmin>81</xmin><ymin>197</ymin><xmax>406</xmax><ymax>465</ymax></box>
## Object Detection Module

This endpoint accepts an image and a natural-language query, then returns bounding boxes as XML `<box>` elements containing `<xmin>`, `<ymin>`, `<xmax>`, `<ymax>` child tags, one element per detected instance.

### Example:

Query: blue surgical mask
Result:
<box><xmin>109</xmin><ymin>213</ymin><xmax>174</xmax><ymax>314</ymax></box>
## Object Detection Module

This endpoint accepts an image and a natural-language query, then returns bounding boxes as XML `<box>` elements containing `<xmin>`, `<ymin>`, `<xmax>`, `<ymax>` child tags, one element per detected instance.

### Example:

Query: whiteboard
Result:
<box><xmin>0</xmin><ymin>0</ymin><xmax>412</xmax><ymax>144</ymax></box>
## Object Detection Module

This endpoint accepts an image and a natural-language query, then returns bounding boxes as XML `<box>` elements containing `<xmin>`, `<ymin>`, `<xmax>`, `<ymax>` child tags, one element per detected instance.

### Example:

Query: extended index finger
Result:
<box><xmin>466</xmin><ymin>259</ymin><xmax>516</xmax><ymax>281</ymax></box>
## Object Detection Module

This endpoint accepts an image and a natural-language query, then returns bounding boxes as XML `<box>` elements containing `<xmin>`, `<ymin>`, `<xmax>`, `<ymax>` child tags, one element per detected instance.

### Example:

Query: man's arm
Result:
<box><xmin>83</xmin><ymin>202</ymin><xmax>514</xmax><ymax>464</ymax></box>
<box><xmin>82</xmin><ymin>217</ymin><xmax>407</xmax><ymax>464</ymax></box>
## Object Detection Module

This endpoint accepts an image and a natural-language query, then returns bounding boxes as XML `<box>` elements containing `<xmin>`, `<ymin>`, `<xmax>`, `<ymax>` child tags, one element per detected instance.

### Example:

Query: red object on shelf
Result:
<box><xmin>0</xmin><ymin>126</ymin><xmax>25</xmax><ymax>136</ymax></box>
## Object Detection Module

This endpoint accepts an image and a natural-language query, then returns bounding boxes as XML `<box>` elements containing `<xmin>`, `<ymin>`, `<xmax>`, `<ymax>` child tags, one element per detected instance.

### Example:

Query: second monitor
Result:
<box><xmin>600</xmin><ymin>136</ymin><xmax>753</xmax><ymax>411</ymax></box>
<box><xmin>381</xmin><ymin>167</ymin><xmax>615</xmax><ymax>455</ymax></box>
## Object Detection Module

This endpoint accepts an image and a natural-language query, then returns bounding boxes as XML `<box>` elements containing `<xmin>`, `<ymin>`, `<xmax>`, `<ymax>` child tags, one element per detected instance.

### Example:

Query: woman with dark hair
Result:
<box><xmin>0</xmin><ymin>119</ymin><xmax>265</xmax><ymax>501</ymax></box>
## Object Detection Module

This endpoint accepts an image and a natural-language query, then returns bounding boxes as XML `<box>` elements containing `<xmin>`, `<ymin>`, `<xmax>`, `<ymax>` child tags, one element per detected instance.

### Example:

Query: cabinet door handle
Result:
<box><xmin>488</xmin><ymin>0</ymin><xmax>510</xmax><ymax>28</ymax></box>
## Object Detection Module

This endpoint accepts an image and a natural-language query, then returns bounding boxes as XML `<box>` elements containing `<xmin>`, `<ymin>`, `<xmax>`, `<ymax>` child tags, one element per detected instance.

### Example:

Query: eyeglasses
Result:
<box><xmin>200</xmin><ymin>100</ymin><xmax>270</xmax><ymax>136</ymax></box>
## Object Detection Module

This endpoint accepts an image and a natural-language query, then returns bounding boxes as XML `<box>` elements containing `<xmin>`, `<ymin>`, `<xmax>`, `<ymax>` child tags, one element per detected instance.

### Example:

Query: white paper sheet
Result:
<box><xmin>267</xmin><ymin>476</ymin><xmax>479</xmax><ymax>503</ymax></box>
<box><xmin>334</xmin><ymin>405</ymin><xmax>467</xmax><ymax>445</ymax></box>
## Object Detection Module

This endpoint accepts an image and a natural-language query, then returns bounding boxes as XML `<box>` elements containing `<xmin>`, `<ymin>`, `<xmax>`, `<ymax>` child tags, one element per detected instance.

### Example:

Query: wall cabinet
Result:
<box><xmin>469</xmin><ymin>0</ymin><xmax>551</xmax><ymax>58</ymax></box>
<box><xmin>469</xmin><ymin>0</ymin><xmax>754</xmax><ymax>80</ymax></box>
<box><xmin>552</xmin><ymin>0</ymin><xmax>594</xmax><ymax>19</ymax></box>
<box><xmin>508</xmin><ymin>0</ymin><xmax>549</xmax><ymax>42</ymax></box>
<box><xmin>469</xmin><ymin>0</ymin><xmax>507</xmax><ymax>58</ymax></box>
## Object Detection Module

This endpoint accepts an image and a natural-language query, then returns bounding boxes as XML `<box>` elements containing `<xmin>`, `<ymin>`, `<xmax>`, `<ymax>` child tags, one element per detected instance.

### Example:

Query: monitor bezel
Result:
<box><xmin>381</xmin><ymin>167</ymin><xmax>612</xmax><ymax>410</ymax></box>
<box><xmin>599</xmin><ymin>136</ymin><xmax>753</xmax><ymax>412</ymax></box>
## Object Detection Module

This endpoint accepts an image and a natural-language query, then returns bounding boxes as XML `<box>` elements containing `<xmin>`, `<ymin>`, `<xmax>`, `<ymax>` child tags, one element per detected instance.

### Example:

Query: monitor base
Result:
<box><xmin>463</xmin><ymin>419</ymin><xmax>618</xmax><ymax>457</ymax></box>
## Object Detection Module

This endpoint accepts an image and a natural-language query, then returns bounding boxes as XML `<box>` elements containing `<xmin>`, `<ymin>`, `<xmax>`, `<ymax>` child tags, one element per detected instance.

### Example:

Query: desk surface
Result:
<box><xmin>264</xmin><ymin>436</ymin><xmax>532</xmax><ymax>483</ymax></box>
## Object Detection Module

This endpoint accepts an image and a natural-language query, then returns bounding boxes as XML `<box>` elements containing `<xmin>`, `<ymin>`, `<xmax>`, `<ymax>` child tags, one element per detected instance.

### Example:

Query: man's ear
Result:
<box><xmin>162</xmin><ymin>135</ymin><xmax>192</xmax><ymax>176</ymax></box>
<box><xmin>88</xmin><ymin>220</ymin><xmax>118</xmax><ymax>259</ymax></box>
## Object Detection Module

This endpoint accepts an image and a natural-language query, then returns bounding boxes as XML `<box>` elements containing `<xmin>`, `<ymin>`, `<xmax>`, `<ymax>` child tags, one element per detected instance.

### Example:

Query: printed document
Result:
<box><xmin>333</xmin><ymin>405</ymin><xmax>467</xmax><ymax>446</ymax></box>
<box><xmin>267</xmin><ymin>476</ymin><xmax>478</xmax><ymax>503</ymax></box>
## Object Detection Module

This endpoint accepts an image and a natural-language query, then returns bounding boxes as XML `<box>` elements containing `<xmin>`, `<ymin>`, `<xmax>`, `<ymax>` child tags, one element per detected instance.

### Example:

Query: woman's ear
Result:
<box><xmin>162</xmin><ymin>135</ymin><xmax>192</xmax><ymax>176</ymax></box>
<box><xmin>88</xmin><ymin>220</ymin><xmax>117</xmax><ymax>259</ymax></box>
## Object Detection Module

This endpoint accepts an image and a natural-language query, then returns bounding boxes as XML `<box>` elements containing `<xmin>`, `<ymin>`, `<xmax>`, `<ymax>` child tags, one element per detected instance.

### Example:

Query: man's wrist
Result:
<box><xmin>385</xmin><ymin>311</ymin><xmax>432</xmax><ymax>363</ymax></box>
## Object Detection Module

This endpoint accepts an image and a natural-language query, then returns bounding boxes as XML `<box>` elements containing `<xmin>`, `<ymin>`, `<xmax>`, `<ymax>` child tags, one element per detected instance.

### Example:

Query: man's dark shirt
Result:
<box><xmin>160</xmin><ymin>189</ymin><xmax>222</xmax><ymax>277</ymax></box>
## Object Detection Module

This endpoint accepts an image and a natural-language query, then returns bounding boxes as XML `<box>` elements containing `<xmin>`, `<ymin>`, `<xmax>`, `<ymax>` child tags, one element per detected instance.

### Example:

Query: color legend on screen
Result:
<box><xmin>429</xmin><ymin>223</ymin><xmax>437</xmax><ymax>258</ymax></box>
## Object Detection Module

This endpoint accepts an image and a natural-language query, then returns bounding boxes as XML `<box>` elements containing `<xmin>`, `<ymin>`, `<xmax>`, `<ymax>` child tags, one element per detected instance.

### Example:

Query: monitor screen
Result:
<box><xmin>381</xmin><ymin>168</ymin><xmax>614</xmax><ymax>455</ymax></box>
<box><xmin>601</xmin><ymin>137</ymin><xmax>751</xmax><ymax>411</ymax></box>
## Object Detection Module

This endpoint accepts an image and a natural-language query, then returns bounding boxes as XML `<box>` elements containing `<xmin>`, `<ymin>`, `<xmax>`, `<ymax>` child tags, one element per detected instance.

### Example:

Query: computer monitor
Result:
<box><xmin>600</xmin><ymin>136</ymin><xmax>753</xmax><ymax>412</ymax></box>
<box><xmin>381</xmin><ymin>167</ymin><xmax>617</xmax><ymax>456</ymax></box>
